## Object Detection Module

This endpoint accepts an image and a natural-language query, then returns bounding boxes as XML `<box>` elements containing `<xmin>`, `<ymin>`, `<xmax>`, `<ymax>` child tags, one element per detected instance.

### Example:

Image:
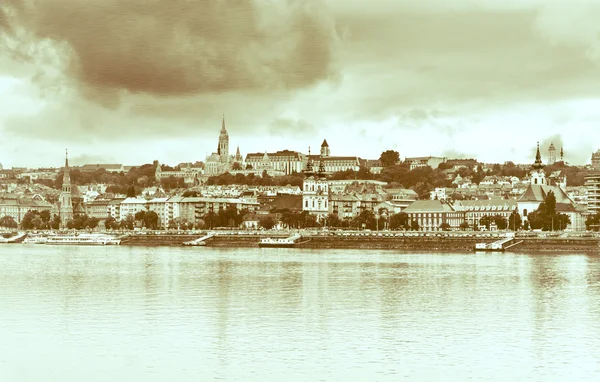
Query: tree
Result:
<box><xmin>379</xmin><ymin>150</ymin><xmax>400</xmax><ymax>167</ymax></box>
<box><xmin>104</xmin><ymin>216</ymin><xmax>118</xmax><ymax>230</ymax></box>
<box><xmin>182</xmin><ymin>190</ymin><xmax>200</xmax><ymax>197</ymax></box>
<box><xmin>410</xmin><ymin>220</ymin><xmax>420</xmax><ymax>230</ymax></box>
<box><xmin>389</xmin><ymin>212</ymin><xmax>409</xmax><ymax>230</ymax></box>
<box><xmin>232</xmin><ymin>162</ymin><xmax>243</xmax><ymax>170</ymax></box>
<box><xmin>459</xmin><ymin>222</ymin><xmax>470</xmax><ymax>231</ymax></box>
<box><xmin>440</xmin><ymin>222</ymin><xmax>451</xmax><ymax>231</ymax></box>
<box><xmin>134</xmin><ymin>210</ymin><xmax>147</xmax><ymax>224</ymax></box>
<box><xmin>126</xmin><ymin>185</ymin><xmax>137</xmax><ymax>197</ymax></box>
<box><xmin>0</xmin><ymin>215</ymin><xmax>18</xmax><ymax>228</ymax></box>
<box><xmin>586</xmin><ymin>213</ymin><xmax>600</xmax><ymax>231</ymax></box>
<box><xmin>259</xmin><ymin>216</ymin><xmax>276</xmax><ymax>229</ymax></box>
<box><xmin>509</xmin><ymin>209</ymin><xmax>522</xmax><ymax>231</ymax></box>
<box><xmin>479</xmin><ymin>215</ymin><xmax>492</xmax><ymax>230</ymax></box>
<box><xmin>144</xmin><ymin>211</ymin><xmax>159</xmax><ymax>229</ymax></box>
<box><xmin>120</xmin><ymin>214</ymin><xmax>135</xmax><ymax>230</ymax></box>
<box><xmin>493</xmin><ymin>215</ymin><xmax>508</xmax><ymax>230</ymax></box>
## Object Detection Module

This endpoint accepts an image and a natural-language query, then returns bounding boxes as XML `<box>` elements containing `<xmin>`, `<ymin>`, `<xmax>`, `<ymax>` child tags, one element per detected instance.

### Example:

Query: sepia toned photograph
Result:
<box><xmin>1</xmin><ymin>0</ymin><xmax>600</xmax><ymax>381</ymax></box>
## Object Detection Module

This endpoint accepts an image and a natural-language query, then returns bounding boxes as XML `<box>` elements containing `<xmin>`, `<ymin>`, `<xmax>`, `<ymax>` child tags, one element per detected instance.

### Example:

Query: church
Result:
<box><xmin>204</xmin><ymin>115</ymin><xmax>243</xmax><ymax>176</ymax></box>
<box><xmin>517</xmin><ymin>143</ymin><xmax>585</xmax><ymax>231</ymax></box>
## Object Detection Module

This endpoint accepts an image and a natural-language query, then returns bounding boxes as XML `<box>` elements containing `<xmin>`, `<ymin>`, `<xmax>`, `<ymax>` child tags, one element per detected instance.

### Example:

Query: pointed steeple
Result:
<box><xmin>560</xmin><ymin>146</ymin><xmax>564</xmax><ymax>161</ymax></box>
<box><xmin>532</xmin><ymin>141</ymin><xmax>544</xmax><ymax>170</ymax></box>
<box><xmin>65</xmin><ymin>149</ymin><xmax>69</xmax><ymax>168</ymax></box>
<box><xmin>305</xmin><ymin>147</ymin><xmax>313</xmax><ymax>174</ymax></box>
<box><xmin>221</xmin><ymin>113</ymin><xmax>226</xmax><ymax>133</ymax></box>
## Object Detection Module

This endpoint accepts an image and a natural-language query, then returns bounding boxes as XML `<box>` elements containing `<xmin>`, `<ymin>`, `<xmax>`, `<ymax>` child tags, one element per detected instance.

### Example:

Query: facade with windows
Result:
<box><xmin>403</xmin><ymin>200</ymin><xmax>465</xmax><ymax>231</ymax></box>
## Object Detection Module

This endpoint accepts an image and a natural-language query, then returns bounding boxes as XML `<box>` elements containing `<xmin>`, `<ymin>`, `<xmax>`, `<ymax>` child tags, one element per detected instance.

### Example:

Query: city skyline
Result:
<box><xmin>2</xmin><ymin>1</ymin><xmax>600</xmax><ymax>168</ymax></box>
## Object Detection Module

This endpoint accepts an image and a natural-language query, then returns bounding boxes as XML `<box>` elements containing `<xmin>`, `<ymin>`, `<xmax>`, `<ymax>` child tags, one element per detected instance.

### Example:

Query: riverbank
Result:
<box><xmin>120</xmin><ymin>232</ymin><xmax>600</xmax><ymax>253</ymax></box>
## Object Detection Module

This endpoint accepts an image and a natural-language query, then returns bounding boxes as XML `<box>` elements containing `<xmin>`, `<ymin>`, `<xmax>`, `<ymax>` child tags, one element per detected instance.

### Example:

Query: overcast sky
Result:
<box><xmin>1</xmin><ymin>0</ymin><xmax>600</xmax><ymax>168</ymax></box>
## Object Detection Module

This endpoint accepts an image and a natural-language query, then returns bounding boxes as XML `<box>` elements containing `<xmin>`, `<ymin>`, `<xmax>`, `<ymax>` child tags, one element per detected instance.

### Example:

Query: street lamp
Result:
<box><xmin>375</xmin><ymin>213</ymin><xmax>380</xmax><ymax>231</ymax></box>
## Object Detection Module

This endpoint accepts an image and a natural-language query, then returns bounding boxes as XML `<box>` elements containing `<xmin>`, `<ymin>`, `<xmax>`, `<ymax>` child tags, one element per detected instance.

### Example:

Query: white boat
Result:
<box><xmin>22</xmin><ymin>235</ymin><xmax>49</xmax><ymax>244</ymax></box>
<box><xmin>258</xmin><ymin>236</ymin><xmax>298</xmax><ymax>248</ymax></box>
<box><xmin>45</xmin><ymin>233</ymin><xmax>121</xmax><ymax>246</ymax></box>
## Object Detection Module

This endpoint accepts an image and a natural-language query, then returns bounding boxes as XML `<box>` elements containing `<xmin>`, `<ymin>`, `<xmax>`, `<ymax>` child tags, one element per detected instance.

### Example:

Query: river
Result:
<box><xmin>1</xmin><ymin>245</ymin><xmax>600</xmax><ymax>381</ymax></box>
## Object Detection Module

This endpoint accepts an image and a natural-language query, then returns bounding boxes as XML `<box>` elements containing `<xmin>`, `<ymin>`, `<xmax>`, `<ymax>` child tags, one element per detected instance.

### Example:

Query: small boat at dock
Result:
<box><xmin>258</xmin><ymin>233</ymin><xmax>302</xmax><ymax>248</ymax></box>
<box><xmin>45</xmin><ymin>233</ymin><xmax>121</xmax><ymax>246</ymax></box>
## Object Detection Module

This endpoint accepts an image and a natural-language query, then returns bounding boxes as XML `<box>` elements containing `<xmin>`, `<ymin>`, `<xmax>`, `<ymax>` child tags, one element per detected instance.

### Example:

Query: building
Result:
<box><xmin>592</xmin><ymin>149</ymin><xmax>600</xmax><ymax>170</ymax></box>
<box><xmin>155</xmin><ymin>161</ymin><xmax>202</xmax><ymax>185</ymax></box>
<box><xmin>245</xmin><ymin>150</ymin><xmax>305</xmax><ymax>175</ymax></box>
<box><xmin>405</xmin><ymin>156</ymin><xmax>447</xmax><ymax>170</ymax></box>
<box><xmin>517</xmin><ymin>144</ymin><xmax>585</xmax><ymax>231</ymax></box>
<box><xmin>585</xmin><ymin>172</ymin><xmax>600</xmax><ymax>215</ymax></box>
<box><xmin>0</xmin><ymin>197</ymin><xmax>54</xmax><ymax>224</ymax></box>
<box><xmin>547</xmin><ymin>142</ymin><xmax>556</xmax><ymax>165</ymax></box>
<box><xmin>204</xmin><ymin>115</ymin><xmax>238</xmax><ymax>176</ymax></box>
<box><xmin>404</xmin><ymin>200</ymin><xmax>464</xmax><ymax>231</ymax></box>
<box><xmin>119</xmin><ymin>197</ymin><xmax>147</xmax><ymax>221</ymax></box>
<box><xmin>58</xmin><ymin>150</ymin><xmax>74</xmax><ymax>228</ymax></box>
<box><xmin>85</xmin><ymin>199</ymin><xmax>111</xmax><ymax>220</ymax></box>
<box><xmin>306</xmin><ymin>140</ymin><xmax>361</xmax><ymax>174</ymax></box>
<box><xmin>301</xmin><ymin>158</ymin><xmax>329</xmax><ymax>220</ymax></box>
<box><xmin>453</xmin><ymin>199</ymin><xmax>518</xmax><ymax>230</ymax></box>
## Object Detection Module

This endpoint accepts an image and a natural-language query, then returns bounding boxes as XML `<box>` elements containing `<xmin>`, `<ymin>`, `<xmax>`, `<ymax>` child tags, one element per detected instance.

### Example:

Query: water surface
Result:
<box><xmin>1</xmin><ymin>245</ymin><xmax>600</xmax><ymax>381</ymax></box>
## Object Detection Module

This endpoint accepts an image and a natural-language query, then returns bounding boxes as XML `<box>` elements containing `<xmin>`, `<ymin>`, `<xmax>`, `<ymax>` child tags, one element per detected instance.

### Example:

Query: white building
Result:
<box><xmin>302</xmin><ymin>161</ymin><xmax>329</xmax><ymax>220</ymax></box>
<box><xmin>119</xmin><ymin>197</ymin><xmax>147</xmax><ymax>221</ymax></box>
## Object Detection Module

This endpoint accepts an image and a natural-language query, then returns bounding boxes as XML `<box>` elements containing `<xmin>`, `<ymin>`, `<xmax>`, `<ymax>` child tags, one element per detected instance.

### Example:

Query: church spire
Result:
<box><xmin>65</xmin><ymin>149</ymin><xmax>69</xmax><ymax>168</ymax></box>
<box><xmin>532</xmin><ymin>141</ymin><xmax>544</xmax><ymax>170</ymax></box>
<box><xmin>305</xmin><ymin>146</ymin><xmax>313</xmax><ymax>174</ymax></box>
<box><xmin>560</xmin><ymin>146</ymin><xmax>564</xmax><ymax>161</ymax></box>
<box><xmin>221</xmin><ymin>113</ymin><xmax>226</xmax><ymax>133</ymax></box>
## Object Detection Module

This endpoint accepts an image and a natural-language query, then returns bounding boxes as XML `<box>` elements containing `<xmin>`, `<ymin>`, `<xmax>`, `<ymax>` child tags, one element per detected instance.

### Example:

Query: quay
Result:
<box><xmin>3</xmin><ymin>229</ymin><xmax>599</xmax><ymax>252</ymax></box>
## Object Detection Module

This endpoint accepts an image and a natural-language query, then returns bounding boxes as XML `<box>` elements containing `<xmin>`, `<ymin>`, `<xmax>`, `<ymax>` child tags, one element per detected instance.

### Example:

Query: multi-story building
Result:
<box><xmin>119</xmin><ymin>197</ymin><xmax>147</xmax><ymax>220</ymax></box>
<box><xmin>306</xmin><ymin>140</ymin><xmax>361</xmax><ymax>174</ymax></box>
<box><xmin>107</xmin><ymin>198</ymin><xmax>125</xmax><ymax>221</ymax></box>
<box><xmin>404</xmin><ymin>200</ymin><xmax>465</xmax><ymax>231</ymax></box>
<box><xmin>585</xmin><ymin>172</ymin><xmax>600</xmax><ymax>215</ymax></box>
<box><xmin>155</xmin><ymin>161</ymin><xmax>202</xmax><ymax>185</ymax></box>
<box><xmin>0</xmin><ymin>197</ymin><xmax>54</xmax><ymax>224</ymax></box>
<box><xmin>591</xmin><ymin>149</ymin><xmax>600</xmax><ymax>170</ymax></box>
<box><xmin>85</xmin><ymin>199</ymin><xmax>111</xmax><ymax>220</ymax></box>
<box><xmin>245</xmin><ymin>150</ymin><xmax>305</xmax><ymax>175</ymax></box>
<box><xmin>453</xmin><ymin>199</ymin><xmax>518</xmax><ymax>229</ymax></box>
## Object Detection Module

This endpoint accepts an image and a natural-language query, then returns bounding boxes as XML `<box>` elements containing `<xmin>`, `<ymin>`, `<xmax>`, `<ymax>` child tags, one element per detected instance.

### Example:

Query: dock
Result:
<box><xmin>475</xmin><ymin>233</ymin><xmax>517</xmax><ymax>252</ymax></box>
<box><xmin>0</xmin><ymin>232</ymin><xmax>28</xmax><ymax>244</ymax></box>
<box><xmin>183</xmin><ymin>233</ymin><xmax>214</xmax><ymax>246</ymax></box>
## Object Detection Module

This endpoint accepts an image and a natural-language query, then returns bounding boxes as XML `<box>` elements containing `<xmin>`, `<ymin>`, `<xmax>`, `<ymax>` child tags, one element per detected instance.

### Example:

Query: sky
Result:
<box><xmin>1</xmin><ymin>0</ymin><xmax>600</xmax><ymax>169</ymax></box>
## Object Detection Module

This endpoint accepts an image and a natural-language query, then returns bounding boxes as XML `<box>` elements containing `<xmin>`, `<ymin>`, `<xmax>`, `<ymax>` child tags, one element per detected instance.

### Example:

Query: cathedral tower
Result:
<box><xmin>59</xmin><ymin>150</ymin><xmax>74</xmax><ymax>228</ymax></box>
<box><xmin>218</xmin><ymin>114</ymin><xmax>229</xmax><ymax>164</ymax></box>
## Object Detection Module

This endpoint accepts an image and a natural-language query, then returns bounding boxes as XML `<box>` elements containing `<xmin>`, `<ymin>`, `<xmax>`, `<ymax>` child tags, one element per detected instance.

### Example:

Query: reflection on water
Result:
<box><xmin>1</xmin><ymin>246</ymin><xmax>600</xmax><ymax>381</ymax></box>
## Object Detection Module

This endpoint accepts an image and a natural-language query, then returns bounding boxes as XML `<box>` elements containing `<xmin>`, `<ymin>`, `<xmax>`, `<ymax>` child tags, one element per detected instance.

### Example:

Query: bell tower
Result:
<box><xmin>218</xmin><ymin>114</ymin><xmax>229</xmax><ymax>164</ymax></box>
<box><xmin>59</xmin><ymin>149</ymin><xmax>74</xmax><ymax>228</ymax></box>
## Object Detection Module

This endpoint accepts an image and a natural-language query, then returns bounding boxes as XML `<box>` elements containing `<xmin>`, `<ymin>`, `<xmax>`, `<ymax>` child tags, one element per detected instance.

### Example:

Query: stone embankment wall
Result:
<box><xmin>120</xmin><ymin>233</ymin><xmax>600</xmax><ymax>252</ymax></box>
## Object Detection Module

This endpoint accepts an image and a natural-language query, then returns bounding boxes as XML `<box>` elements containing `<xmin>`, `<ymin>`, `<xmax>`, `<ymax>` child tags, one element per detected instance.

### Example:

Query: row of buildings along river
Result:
<box><xmin>0</xmin><ymin>118</ymin><xmax>598</xmax><ymax>232</ymax></box>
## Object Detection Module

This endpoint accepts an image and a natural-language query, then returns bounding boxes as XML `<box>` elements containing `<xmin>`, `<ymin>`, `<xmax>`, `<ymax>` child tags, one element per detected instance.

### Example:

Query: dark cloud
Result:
<box><xmin>1</xmin><ymin>0</ymin><xmax>340</xmax><ymax>99</ymax></box>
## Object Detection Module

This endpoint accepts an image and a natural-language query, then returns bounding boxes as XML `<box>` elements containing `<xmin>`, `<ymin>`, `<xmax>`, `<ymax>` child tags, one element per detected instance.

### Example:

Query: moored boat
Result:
<box><xmin>45</xmin><ymin>233</ymin><xmax>121</xmax><ymax>246</ymax></box>
<box><xmin>258</xmin><ymin>237</ymin><xmax>297</xmax><ymax>248</ymax></box>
